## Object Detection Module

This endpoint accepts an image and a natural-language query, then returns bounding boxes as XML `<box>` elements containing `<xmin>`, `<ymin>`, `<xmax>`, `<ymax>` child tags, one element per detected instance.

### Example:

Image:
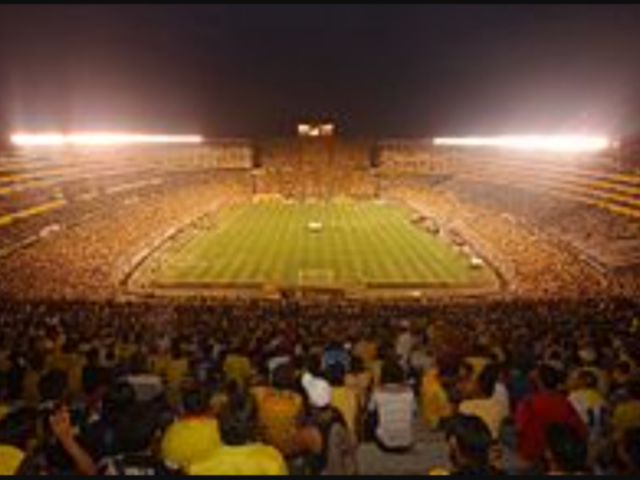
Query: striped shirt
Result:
<box><xmin>370</xmin><ymin>386</ymin><xmax>416</xmax><ymax>449</ymax></box>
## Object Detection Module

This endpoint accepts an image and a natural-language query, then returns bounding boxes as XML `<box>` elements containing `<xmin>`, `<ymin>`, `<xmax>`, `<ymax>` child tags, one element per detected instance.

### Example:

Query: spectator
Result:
<box><xmin>544</xmin><ymin>423</ymin><xmax>590</xmax><ymax>475</ymax></box>
<box><xmin>165</xmin><ymin>342</ymin><xmax>190</xmax><ymax>404</ymax></box>
<box><xmin>459</xmin><ymin>363</ymin><xmax>510</xmax><ymax>441</ymax></box>
<box><xmin>421</xmin><ymin>361</ymin><xmax>453</xmax><ymax>430</ymax></box>
<box><xmin>395</xmin><ymin>321</ymin><xmax>415</xmax><ymax>368</ymax></box>
<box><xmin>443</xmin><ymin>414</ymin><xmax>495</xmax><ymax>476</ymax></box>
<box><xmin>344</xmin><ymin>357</ymin><xmax>373</xmax><ymax>414</ymax></box>
<box><xmin>161</xmin><ymin>385</ymin><xmax>221</xmax><ymax>472</ymax></box>
<box><xmin>82</xmin><ymin>381</ymin><xmax>138</xmax><ymax>462</ymax></box>
<box><xmin>326</xmin><ymin>363</ymin><xmax>359</xmax><ymax>438</ymax></box>
<box><xmin>300</xmin><ymin>372</ymin><xmax>358</xmax><ymax>475</ymax></box>
<box><xmin>516</xmin><ymin>364</ymin><xmax>588</xmax><ymax>467</ymax></box>
<box><xmin>569</xmin><ymin>347</ymin><xmax>609</xmax><ymax>397</ymax></box>
<box><xmin>616</xmin><ymin>428</ymin><xmax>640</xmax><ymax>476</ymax></box>
<box><xmin>254</xmin><ymin>363</ymin><xmax>304</xmax><ymax>458</ymax></box>
<box><xmin>568</xmin><ymin>370</ymin><xmax>607</xmax><ymax>443</ymax></box>
<box><xmin>96</xmin><ymin>401</ymin><xmax>170</xmax><ymax>475</ymax></box>
<box><xmin>48</xmin><ymin>407</ymin><xmax>98</xmax><ymax>476</ymax></box>
<box><xmin>223</xmin><ymin>344</ymin><xmax>254</xmax><ymax>389</ymax></box>
<box><xmin>612</xmin><ymin>378</ymin><xmax>640</xmax><ymax>441</ymax></box>
<box><xmin>323</xmin><ymin>341</ymin><xmax>351</xmax><ymax>374</ymax></box>
<box><xmin>189</xmin><ymin>387</ymin><xmax>287</xmax><ymax>475</ymax></box>
<box><xmin>38</xmin><ymin>369</ymin><xmax>69</xmax><ymax>411</ymax></box>
<box><xmin>0</xmin><ymin>408</ymin><xmax>38</xmax><ymax>475</ymax></box>
<box><xmin>369</xmin><ymin>359</ymin><xmax>416</xmax><ymax>453</ymax></box>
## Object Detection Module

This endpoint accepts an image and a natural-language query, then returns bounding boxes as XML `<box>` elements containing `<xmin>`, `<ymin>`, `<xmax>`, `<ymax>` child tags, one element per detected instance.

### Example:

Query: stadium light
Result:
<box><xmin>10</xmin><ymin>132</ymin><xmax>205</xmax><ymax>148</ymax></box>
<box><xmin>433</xmin><ymin>135</ymin><xmax>611</xmax><ymax>153</ymax></box>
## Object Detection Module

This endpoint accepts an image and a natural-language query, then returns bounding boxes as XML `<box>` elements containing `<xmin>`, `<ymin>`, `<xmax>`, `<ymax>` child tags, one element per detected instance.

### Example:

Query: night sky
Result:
<box><xmin>2</xmin><ymin>5</ymin><xmax>640</xmax><ymax>138</ymax></box>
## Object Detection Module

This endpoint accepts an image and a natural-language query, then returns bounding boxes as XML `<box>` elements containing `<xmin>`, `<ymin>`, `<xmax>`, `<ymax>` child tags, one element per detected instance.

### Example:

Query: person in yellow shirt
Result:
<box><xmin>613</xmin><ymin>379</ymin><xmax>640</xmax><ymax>441</ymax></box>
<box><xmin>353</xmin><ymin>337</ymin><xmax>378</xmax><ymax>370</ymax></box>
<box><xmin>0</xmin><ymin>445</ymin><xmax>25</xmax><ymax>476</ymax></box>
<box><xmin>345</xmin><ymin>358</ymin><xmax>373</xmax><ymax>412</ymax></box>
<box><xmin>162</xmin><ymin>386</ymin><xmax>221</xmax><ymax>472</ymax></box>
<box><xmin>154</xmin><ymin>342</ymin><xmax>190</xmax><ymax>405</ymax></box>
<box><xmin>253</xmin><ymin>363</ymin><xmax>303</xmax><ymax>458</ymax></box>
<box><xmin>223</xmin><ymin>349</ymin><xmax>253</xmax><ymax>388</ymax></box>
<box><xmin>421</xmin><ymin>367</ymin><xmax>453</xmax><ymax>430</ymax></box>
<box><xmin>189</xmin><ymin>388</ymin><xmax>287</xmax><ymax>476</ymax></box>
<box><xmin>0</xmin><ymin>407</ymin><xmax>38</xmax><ymax>476</ymax></box>
<box><xmin>326</xmin><ymin>364</ymin><xmax>360</xmax><ymax>438</ymax></box>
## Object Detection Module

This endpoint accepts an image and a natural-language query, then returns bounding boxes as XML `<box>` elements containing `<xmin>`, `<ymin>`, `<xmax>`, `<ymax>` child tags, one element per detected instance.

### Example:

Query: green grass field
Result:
<box><xmin>139</xmin><ymin>199</ymin><xmax>497</xmax><ymax>294</ymax></box>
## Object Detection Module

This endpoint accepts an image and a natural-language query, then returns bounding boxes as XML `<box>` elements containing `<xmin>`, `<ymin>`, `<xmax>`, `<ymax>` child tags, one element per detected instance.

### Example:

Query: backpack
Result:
<box><xmin>306</xmin><ymin>407</ymin><xmax>357</xmax><ymax>476</ymax></box>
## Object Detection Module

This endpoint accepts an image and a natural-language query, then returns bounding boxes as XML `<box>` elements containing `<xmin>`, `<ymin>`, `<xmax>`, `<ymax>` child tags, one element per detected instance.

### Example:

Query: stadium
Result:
<box><xmin>1</xmin><ymin>4</ymin><xmax>640</xmax><ymax>478</ymax></box>
<box><xmin>0</xmin><ymin>134</ymin><xmax>636</xmax><ymax>303</ymax></box>
<box><xmin>1</xmin><ymin>131</ymin><xmax>639</xmax><ymax>475</ymax></box>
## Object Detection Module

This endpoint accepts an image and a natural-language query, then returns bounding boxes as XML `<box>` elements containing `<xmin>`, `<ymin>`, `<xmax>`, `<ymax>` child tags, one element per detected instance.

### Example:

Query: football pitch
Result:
<box><xmin>133</xmin><ymin>199</ymin><xmax>499</xmax><ymax>296</ymax></box>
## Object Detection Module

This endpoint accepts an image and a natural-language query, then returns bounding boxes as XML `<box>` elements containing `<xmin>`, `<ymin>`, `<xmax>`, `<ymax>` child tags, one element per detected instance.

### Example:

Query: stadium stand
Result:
<box><xmin>255</xmin><ymin>139</ymin><xmax>376</xmax><ymax>199</ymax></box>
<box><xmin>378</xmin><ymin>142</ymin><xmax>640</xmax><ymax>296</ymax></box>
<box><xmin>0</xmin><ymin>138</ymin><xmax>639</xmax><ymax>476</ymax></box>
<box><xmin>0</xmin><ymin>297</ymin><xmax>638</xmax><ymax>475</ymax></box>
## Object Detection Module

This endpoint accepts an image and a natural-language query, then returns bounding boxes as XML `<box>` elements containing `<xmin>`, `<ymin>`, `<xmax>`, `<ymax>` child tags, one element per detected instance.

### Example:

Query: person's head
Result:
<box><xmin>82</xmin><ymin>366</ymin><xmax>111</xmax><ymax>399</ymax></box>
<box><xmin>272</xmin><ymin>363</ymin><xmax>297</xmax><ymax>392</ymax></box>
<box><xmin>459</xmin><ymin>362</ymin><xmax>475</xmax><ymax>381</ymax></box>
<box><xmin>325</xmin><ymin>363</ymin><xmax>346</xmax><ymax>388</ymax></box>
<box><xmin>613</xmin><ymin>360</ymin><xmax>632</xmax><ymax>384</ymax></box>
<box><xmin>38</xmin><ymin>370</ymin><xmax>69</xmax><ymax>405</ymax></box>
<box><xmin>537</xmin><ymin>364</ymin><xmax>564</xmax><ymax>392</ymax></box>
<box><xmin>380</xmin><ymin>359</ymin><xmax>406</xmax><ymax>386</ymax></box>
<box><xmin>545</xmin><ymin>423</ymin><xmax>589</xmax><ymax>475</ymax></box>
<box><xmin>578</xmin><ymin>348</ymin><xmax>597</xmax><ymax>367</ymax></box>
<box><xmin>575</xmin><ymin>370</ymin><xmax>599</xmax><ymax>392</ymax></box>
<box><xmin>446</xmin><ymin>415</ymin><xmax>493</xmax><ymax>473</ymax></box>
<box><xmin>114</xmin><ymin>403</ymin><xmax>164</xmax><ymax>455</ymax></box>
<box><xmin>218</xmin><ymin>389</ymin><xmax>257</xmax><ymax>447</ymax></box>
<box><xmin>102</xmin><ymin>381</ymin><xmax>137</xmax><ymax>424</ymax></box>
<box><xmin>619</xmin><ymin>428</ymin><xmax>640</xmax><ymax>474</ymax></box>
<box><xmin>477</xmin><ymin>364</ymin><xmax>500</xmax><ymax>399</ymax></box>
<box><xmin>182</xmin><ymin>385</ymin><xmax>210</xmax><ymax>416</ymax></box>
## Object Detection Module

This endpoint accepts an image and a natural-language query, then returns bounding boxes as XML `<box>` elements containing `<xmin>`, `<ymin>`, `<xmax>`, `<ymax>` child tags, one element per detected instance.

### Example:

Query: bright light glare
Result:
<box><xmin>11</xmin><ymin>132</ymin><xmax>204</xmax><ymax>148</ymax></box>
<box><xmin>433</xmin><ymin>135</ymin><xmax>611</xmax><ymax>153</ymax></box>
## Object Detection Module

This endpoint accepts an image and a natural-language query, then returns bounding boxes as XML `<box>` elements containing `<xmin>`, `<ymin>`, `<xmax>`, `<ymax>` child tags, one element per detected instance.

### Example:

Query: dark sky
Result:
<box><xmin>2</xmin><ymin>5</ymin><xmax>640</xmax><ymax>138</ymax></box>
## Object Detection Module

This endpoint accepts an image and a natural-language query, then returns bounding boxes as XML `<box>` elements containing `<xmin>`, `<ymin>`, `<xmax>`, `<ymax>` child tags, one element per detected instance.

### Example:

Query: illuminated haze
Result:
<box><xmin>1</xmin><ymin>5</ymin><xmax>640</xmax><ymax>137</ymax></box>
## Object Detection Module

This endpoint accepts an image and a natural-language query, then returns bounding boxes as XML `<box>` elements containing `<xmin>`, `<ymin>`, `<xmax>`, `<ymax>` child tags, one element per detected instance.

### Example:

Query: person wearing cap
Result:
<box><xmin>300</xmin><ymin>373</ymin><xmax>358</xmax><ymax>476</ymax></box>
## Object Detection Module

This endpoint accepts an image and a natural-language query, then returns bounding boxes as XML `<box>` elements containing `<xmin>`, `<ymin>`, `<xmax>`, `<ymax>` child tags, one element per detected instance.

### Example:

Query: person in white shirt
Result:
<box><xmin>369</xmin><ymin>359</ymin><xmax>416</xmax><ymax>453</ymax></box>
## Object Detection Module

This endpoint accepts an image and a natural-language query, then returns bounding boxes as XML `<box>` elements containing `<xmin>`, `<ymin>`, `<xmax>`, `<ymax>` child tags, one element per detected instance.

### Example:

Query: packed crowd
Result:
<box><xmin>395</xmin><ymin>186</ymin><xmax>611</xmax><ymax>298</ymax></box>
<box><xmin>0</xmin><ymin>176</ymin><xmax>247</xmax><ymax>301</ymax></box>
<box><xmin>0</xmin><ymin>298</ymin><xmax>639</xmax><ymax>476</ymax></box>
<box><xmin>257</xmin><ymin>140</ymin><xmax>375</xmax><ymax>200</ymax></box>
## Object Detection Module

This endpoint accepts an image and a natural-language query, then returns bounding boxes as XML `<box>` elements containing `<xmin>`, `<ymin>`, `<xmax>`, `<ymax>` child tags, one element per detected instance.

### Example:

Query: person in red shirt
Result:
<box><xmin>516</xmin><ymin>364</ymin><xmax>588</xmax><ymax>469</ymax></box>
